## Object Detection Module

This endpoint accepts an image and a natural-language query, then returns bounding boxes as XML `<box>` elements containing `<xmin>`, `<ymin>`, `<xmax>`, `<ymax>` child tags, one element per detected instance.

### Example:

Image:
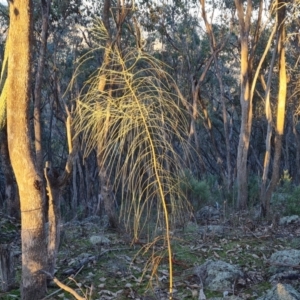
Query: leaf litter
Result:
<box><xmin>1</xmin><ymin>212</ymin><xmax>300</xmax><ymax>299</ymax></box>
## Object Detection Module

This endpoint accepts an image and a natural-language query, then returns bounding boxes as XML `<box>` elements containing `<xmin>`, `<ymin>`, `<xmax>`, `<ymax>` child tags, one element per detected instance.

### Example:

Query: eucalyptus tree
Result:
<box><xmin>260</xmin><ymin>0</ymin><xmax>288</xmax><ymax>216</ymax></box>
<box><xmin>233</xmin><ymin>0</ymin><xmax>273</xmax><ymax>209</ymax></box>
<box><xmin>6</xmin><ymin>0</ymin><xmax>47</xmax><ymax>298</ymax></box>
<box><xmin>33</xmin><ymin>0</ymin><xmax>51</xmax><ymax>177</ymax></box>
<box><xmin>0</xmin><ymin>1</ymin><xmax>17</xmax><ymax>217</ymax></box>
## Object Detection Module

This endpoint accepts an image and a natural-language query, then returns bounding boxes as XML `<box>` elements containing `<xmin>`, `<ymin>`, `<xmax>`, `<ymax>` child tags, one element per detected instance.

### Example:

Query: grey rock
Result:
<box><xmin>196</xmin><ymin>206</ymin><xmax>220</xmax><ymax>223</ymax></box>
<box><xmin>279</xmin><ymin>215</ymin><xmax>300</xmax><ymax>226</ymax></box>
<box><xmin>269</xmin><ymin>250</ymin><xmax>300</xmax><ymax>274</ymax></box>
<box><xmin>194</xmin><ymin>260</ymin><xmax>244</xmax><ymax>291</ymax></box>
<box><xmin>89</xmin><ymin>235</ymin><xmax>110</xmax><ymax>245</ymax></box>
<box><xmin>209</xmin><ymin>297</ymin><xmax>243</xmax><ymax>300</ymax></box>
<box><xmin>257</xmin><ymin>283</ymin><xmax>300</xmax><ymax>300</ymax></box>
<box><xmin>199</xmin><ymin>225</ymin><xmax>226</xmax><ymax>235</ymax></box>
<box><xmin>269</xmin><ymin>270</ymin><xmax>300</xmax><ymax>283</ymax></box>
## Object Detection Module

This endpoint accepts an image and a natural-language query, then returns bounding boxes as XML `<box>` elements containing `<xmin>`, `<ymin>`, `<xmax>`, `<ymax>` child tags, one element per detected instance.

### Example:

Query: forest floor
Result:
<box><xmin>1</xmin><ymin>211</ymin><xmax>300</xmax><ymax>300</ymax></box>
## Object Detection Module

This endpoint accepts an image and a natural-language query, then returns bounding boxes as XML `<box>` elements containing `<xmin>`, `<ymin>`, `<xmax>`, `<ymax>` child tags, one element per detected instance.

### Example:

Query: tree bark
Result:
<box><xmin>34</xmin><ymin>0</ymin><xmax>50</xmax><ymax>176</ymax></box>
<box><xmin>95</xmin><ymin>0</ymin><xmax>119</xmax><ymax>229</ymax></box>
<box><xmin>262</xmin><ymin>0</ymin><xmax>287</xmax><ymax>216</ymax></box>
<box><xmin>234</xmin><ymin>0</ymin><xmax>253</xmax><ymax>209</ymax></box>
<box><xmin>0</xmin><ymin>130</ymin><xmax>19</xmax><ymax>218</ymax></box>
<box><xmin>6</xmin><ymin>1</ymin><xmax>47</xmax><ymax>298</ymax></box>
<box><xmin>45</xmin><ymin>111</ymin><xmax>78</xmax><ymax>276</ymax></box>
<box><xmin>259</xmin><ymin>40</ymin><xmax>278</xmax><ymax>214</ymax></box>
<box><xmin>0</xmin><ymin>244</ymin><xmax>15</xmax><ymax>292</ymax></box>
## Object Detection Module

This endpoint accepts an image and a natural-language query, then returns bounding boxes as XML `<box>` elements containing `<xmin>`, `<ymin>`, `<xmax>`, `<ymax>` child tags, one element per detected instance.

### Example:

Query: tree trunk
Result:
<box><xmin>44</xmin><ymin>162</ymin><xmax>61</xmax><ymax>277</ymax></box>
<box><xmin>34</xmin><ymin>0</ymin><xmax>50</xmax><ymax>176</ymax></box>
<box><xmin>97</xmin><ymin>152</ymin><xmax>119</xmax><ymax>229</ymax></box>
<box><xmin>0</xmin><ymin>130</ymin><xmax>19</xmax><ymax>218</ymax></box>
<box><xmin>292</xmin><ymin>112</ymin><xmax>300</xmax><ymax>185</ymax></box>
<box><xmin>45</xmin><ymin>111</ymin><xmax>78</xmax><ymax>276</ymax></box>
<box><xmin>262</xmin><ymin>0</ymin><xmax>287</xmax><ymax>216</ymax></box>
<box><xmin>0</xmin><ymin>244</ymin><xmax>15</xmax><ymax>292</ymax></box>
<box><xmin>260</xmin><ymin>42</ymin><xmax>277</xmax><ymax>214</ymax></box>
<box><xmin>6</xmin><ymin>1</ymin><xmax>47</xmax><ymax>299</ymax></box>
<box><xmin>234</xmin><ymin>0</ymin><xmax>253</xmax><ymax>210</ymax></box>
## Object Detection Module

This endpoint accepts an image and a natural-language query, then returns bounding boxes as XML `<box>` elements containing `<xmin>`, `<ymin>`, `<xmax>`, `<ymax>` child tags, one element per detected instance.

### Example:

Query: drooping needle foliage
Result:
<box><xmin>73</xmin><ymin>19</ymin><xmax>195</xmax><ymax>296</ymax></box>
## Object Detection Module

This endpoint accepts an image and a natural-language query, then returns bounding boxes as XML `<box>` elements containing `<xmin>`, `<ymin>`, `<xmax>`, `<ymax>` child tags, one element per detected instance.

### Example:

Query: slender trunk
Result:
<box><xmin>94</xmin><ymin>0</ymin><xmax>119</xmax><ymax>229</ymax></box>
<box><xmin>263</xmin><ymin>0</ymin><xmax>287</xmax><ymax>216</ymax></box>
<box><xmin>0</xmin><ymin>244</ymin><xmax>15</xmax><ymax>292</ymax></box>
<box><xmin>34</xmin><ymin>0</ymin><xmax>50</xmax><ymax>175</ymax></box>
<box><xmin>45</xmin><ymin>114</ymin><xmax>77</xmax><ymax>275</ymax></box>
<box><xmin>0</xmin><ymin>130</ymin><xmax>19</xmax><ymax>218</ymax></box>
<box><xmin>284</xmin><ymin>110</ymin><xmax>292</xmax><ymax>171</ymax></box>
<box><xmin>7</xmin><ymin>1</ymin><xmax>47</xmax><ymax>298</ymax></box>
<box><xmin>76</xmin><ymin>155</ymin><xmax>87</xmax><ymax>216</ymax></box>
<box><xmin>200</xmin><ymin>0</ymin><xmax>232</xmax><ymax>190</ymax></box>
<box><xmin>235</xmin><ymin>0</ymin><xmax>253</xmax><ymax>210</ymax></box>
<box><xmin>292</xmin><ymin>113</ymin><xmax>300</xmax><ymax>185</ymax></box>
<box><xmin>72</xmin><ymin>154</ymin><xmax>78</xmax><ymax>213</ymax></box>
<box><xmin>260</xmin><ymin>41</ymin><xmax>277</xmax><ymax>212</ymax></box>
<box><xmin>44</xmin><ymin>162</ymin><xmax>61</xmax><ymax>277</ymax></box>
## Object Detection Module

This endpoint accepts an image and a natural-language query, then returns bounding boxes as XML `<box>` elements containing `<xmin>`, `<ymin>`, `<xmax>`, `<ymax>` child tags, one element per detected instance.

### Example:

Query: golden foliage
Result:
<box><xmin>73</xmin><ymin>19</ymin><xmax>195</xmax><ymax>297</ymax></box>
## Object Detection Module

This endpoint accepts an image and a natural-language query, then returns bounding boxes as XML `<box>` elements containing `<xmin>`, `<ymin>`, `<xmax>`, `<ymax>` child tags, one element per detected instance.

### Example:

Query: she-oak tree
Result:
<box><xmin>6</xmin><ymin>0</ymin><xmax>47</xmax><ymax>299</ymax></box>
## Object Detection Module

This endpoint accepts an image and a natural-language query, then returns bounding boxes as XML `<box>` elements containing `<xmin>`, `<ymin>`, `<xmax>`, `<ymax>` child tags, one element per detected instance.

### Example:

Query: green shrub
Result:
<box><xmin>272</xmin><ymin>170</ymin><xmax>300</xmax><ymax>216</ymax></box>
<box><xmin>248</xmin><ymin>175</ymin><xmax>260</xmax><ymax>206</ymax></box>
<box><xmin>284</xmin><ymin>186</ymin><xmax>300</xmax><ymax>216</ymax></box>
<box><xmin>179</xmin><ymin>170</ymin><xmax>211</xmax><ymax>209</ymax></box>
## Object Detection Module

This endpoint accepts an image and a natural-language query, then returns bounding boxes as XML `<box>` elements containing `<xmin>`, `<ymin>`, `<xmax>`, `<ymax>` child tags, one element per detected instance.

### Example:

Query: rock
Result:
<box><xmin>89</xmin><ymin>235</ymin><xmax>110</xmax><ymax>245</ymax></box>
<box><xmin>268</xmin><ymin>249</ymin><xmax>300</xmax><ymax>274</ymax></box>
<box><xmin>196</xmin><ymin>206</ymin><xmax>220</xmax><ymax>223</ymax></box>
<box><xmin>269</xmin><ymin>270</ymin><xmax>300</xmax><ymax>283</ymax></box>
<box><xmin>199</xmin><ymin>225</ymin><xmax>226</xmax><ymax>235</ymax></box>
<box><xmin>279</xmin><ymin>215</ymin><xmax>300</xmax><ymax>226</ymax></box>
<box><xmin>209</xmin><ymin>297</ymin><xmax>243</xmax><ymax>300</ymax></box>
<box><xmin>257</xmin><ymin>283</ymin><xmax>300</xmax><ymax>300</ymax></box>
<box><xmin>193</xmin><ymin>260</ymin><xmax>244</xmax><ymax>291</ymax></box>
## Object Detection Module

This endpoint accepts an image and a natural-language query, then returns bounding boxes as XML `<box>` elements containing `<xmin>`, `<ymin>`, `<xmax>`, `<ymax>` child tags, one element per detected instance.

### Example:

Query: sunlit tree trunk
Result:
<box><xmin>6</xmin><ymin>0</ymin><xmax>47</xmax><ymax>299</ymax></box>
<box><xmin>259</xmin><ymin>63</ymin><xmax>275</xmax><ymax>212</ymax></box>
<box><xmin>235</xmin><ymin>0</ymin><xmax>253</xmax><ymax>209</ymax></box>
<box><xmin>262</xmin><ymin>0</ymin><xmax>287</xmax><ymax>216</ymax></box>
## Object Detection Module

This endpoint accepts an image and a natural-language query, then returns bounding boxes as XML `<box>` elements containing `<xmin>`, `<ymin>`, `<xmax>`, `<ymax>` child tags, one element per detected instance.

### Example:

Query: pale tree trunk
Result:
<box><xmin>235</xmin><ymin>0</ymin><xmax>253</xmax><ymax>209</ymax></box>
<box><xmin>259</xmin><ymin>36</ymin><xmax>277</xmax><ymax>211</ymax></box>
<box><xmin>34</xmin><ymin>0</ymin><xmax>50</xmax><ymax>176</ymax></box>
<box><xmin>262</xmin><ymin>0</ymin><xmax>287</xmax><ymax>216</ymax></box>
<box><xmin>6</xmin><ymin>0</ymin><xmax>47</xmax><ymax>299</ymax></box>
